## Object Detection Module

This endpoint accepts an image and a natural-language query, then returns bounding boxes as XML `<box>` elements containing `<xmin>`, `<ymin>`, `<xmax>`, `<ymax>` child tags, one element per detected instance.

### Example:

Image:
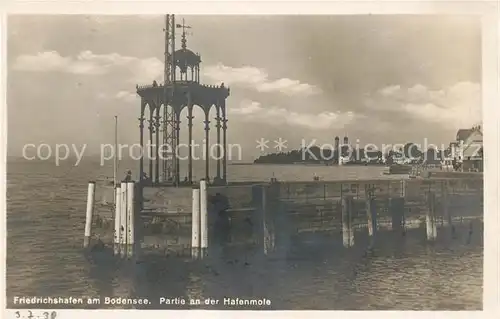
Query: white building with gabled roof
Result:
<box><xmin>454</xmin><ymin>124</ymin><xmax>483</xmax><ymax>172</ymax></box>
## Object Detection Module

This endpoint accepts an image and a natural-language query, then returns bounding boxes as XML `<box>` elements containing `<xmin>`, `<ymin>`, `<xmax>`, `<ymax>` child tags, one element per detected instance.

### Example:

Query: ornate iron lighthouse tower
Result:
<box><xmin>136</xmin><ymin>14</ymin><xmax>230</xmax><ymax>186</ymax></box>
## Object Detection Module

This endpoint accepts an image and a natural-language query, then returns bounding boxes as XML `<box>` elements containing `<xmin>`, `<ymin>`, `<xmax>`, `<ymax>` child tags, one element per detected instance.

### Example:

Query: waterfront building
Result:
<box><xmin>453</xmin><ymin>125</ymin><xmax>483</xmax><ymax>172</ymax></box>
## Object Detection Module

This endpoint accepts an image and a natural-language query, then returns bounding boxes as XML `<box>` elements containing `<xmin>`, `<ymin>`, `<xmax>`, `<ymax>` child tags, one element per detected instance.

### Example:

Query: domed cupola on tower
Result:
<box><xmin>136</xmin><ymin>15</ymin><xmax>230</xmax><ymax>186</ymax></box>
<box><xmin>173</xmin><ymin>20</ymin><xmax>201</xmax><ymax>82</ymax></box>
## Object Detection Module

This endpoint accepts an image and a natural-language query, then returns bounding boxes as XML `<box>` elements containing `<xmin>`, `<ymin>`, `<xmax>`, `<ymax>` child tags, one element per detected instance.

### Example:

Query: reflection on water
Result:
<box><xmin>6</xmin><ymin>159</ymin><xmax>483</xmax><ymax>310</ymax></box>
<box><xmin>186</xmin><ymin>273</ymin><xmax>203</xmax><ymax>303</ymax></box>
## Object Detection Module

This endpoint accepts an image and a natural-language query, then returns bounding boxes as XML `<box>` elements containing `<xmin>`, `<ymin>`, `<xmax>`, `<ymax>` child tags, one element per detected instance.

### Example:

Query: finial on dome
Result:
<box><xmin>176</xmin><ymin>18</ymin><xmax>191</xmax><ymax>50</ymax></box>
<box><xmin>181</xmin><ymin>29</ymin><xmax>187</xmax><ymax>49</ymax></box>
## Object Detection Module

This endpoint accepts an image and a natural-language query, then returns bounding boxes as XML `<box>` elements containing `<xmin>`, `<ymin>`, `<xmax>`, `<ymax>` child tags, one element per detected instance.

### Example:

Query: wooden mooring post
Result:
<box><xmin>191</xmin><ymin>186</ymin><xmax>201</xmax><ymax>259</ymax></box>
<box><xmin>263</xmin><ymin>184</ymin><xmax>277</xmax><ymax>255</ymax></box>
<box><xmin>108</xmin><ymin>181</ymin><xmax>138</xmax><ymax>259</ymax></box>
<box><xmin>119</xmin><ymin>181</ymin><xmax>128</xmax><ymax>258</ymax></box>
<box><xmin>113</xmin><ymin>185</ymin><xmax>121</xmax><ymax>255</ymax></box>
<box><xmin>426</xmin><ymin>192</ymin><xmax>438</xmax><ymax>241</ymax></box>
<box><xmin>126</xmin><ymin>181</ymin><xmax>135</xmax><ymax>258</ymax></box>
<box><xmin>390</xmin><ymin>197</ymin><xmax>405</xmax><ymax>236</ymax></box>
<box><xmin>342</xmin><ymin>196</ymin><xmax>354</xmax><ymax>248</ymax></box>
<box><xmin>365</xmin><ymin>196</ymin><xmax>377</xmax><ymax>248</ymax></box>
<box><xmin>200</xmin><ymin>179</ymin><xmax>208</xmax><ymax>258</ymax></box>
<box><xmin>442</xmin><ymin>180</ymin><xmax>453</xmax><ymax>235</ymax></box>
<box><xmin>252</xmin><ymin>184</ymin><xmax>274</xmax><ymax>256</ymax></box>
<box><xmin>401</xmin><ymin>179</ymin><xmax>406</xmax><ymax>198</ymax></box>
<box><xmin>261</xmin><ymin>185</ymin><xmax>273</xmax><ymax>255</ymax></box>
<box><xmin>269</xmin><ymin>182</ymin><xmax>286</xmax><ymax>258</ymax></box>
<box><xmin>83</xmin><ymin>181</ymin><xmax>96</xmax><ymax>248</ymax></box>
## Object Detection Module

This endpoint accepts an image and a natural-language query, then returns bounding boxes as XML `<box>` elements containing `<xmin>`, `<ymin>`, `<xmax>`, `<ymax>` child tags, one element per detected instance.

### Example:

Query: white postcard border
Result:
<box><xmin>0</xmin><ymin>0</ymin><xmax>498</xmax><ymax>317</ymax></box>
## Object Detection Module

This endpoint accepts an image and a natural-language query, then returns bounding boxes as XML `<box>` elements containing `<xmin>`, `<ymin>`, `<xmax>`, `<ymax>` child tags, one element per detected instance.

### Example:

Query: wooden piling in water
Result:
<box><xmin>401</xmin><ymin>179</ymin><xmax>406</xmax><ymax>198</ymax></box>
<box><xmin>134</xmin><ymin>182</ymin><xmax>143</xmax><ymax>260</ymax></box>
<box><xmin>83</xmin><ymin>181</ymin><xmax>96</xmax><ymax>248</ymax></box>
<box><xmin>126</xmin><ymin>181</ymin><xmax>135</xmax><ymax>258</ymax></box>
<box><xmin>426</xmin><ymin>192</ymin><xmax>438</xmax><ymax>241</ymax></box>
<box><xmin>442</xmin><ymin>180</ymin><xmax>452</xmax><ymax>235</ymax></box>
<box><xmin>251</xmin><ymin>184</ymin><xmax>272</xmax><ymax>256</ymax></box>
<box><xmin>113</xmin><ymin>185</ymin><xmax>121</xmax><ymax>255</ymax></box>
<box><xmin>268</xmin><ymin>182</ymin><xmax>285</xmax><ymax>257</ymax></box>
<box><xmin>342</xmin><ymin>196</ymin><xmax>354</xmax><ymax>248</ymax></box>
<box><xmin>365</xmin><ymin>196</ymin><xmax>377</xmax><ymax>248</ymax></box>
<box><xmin>120</xmin><ymin>181</ymin><xmax>128</xmax><ymax>258</ymax></box>
<box><xmin>200</xmin><ymin>179</ymin><xmax>208</xmax><ymax>258</ymax></box>
<box><xmin>191</xmin><ymin>187</ymin><xmax>201</xmax><ymax>259</ymax></box>
<box><xmin>261</xmin><ymin>185</ymin><xmax>273</xmax><ymax>255</ymax></box>
<box><xmin>390</xmin><ymin>197</ymin><xmax>405</xmax><ymax>235</ymax></box>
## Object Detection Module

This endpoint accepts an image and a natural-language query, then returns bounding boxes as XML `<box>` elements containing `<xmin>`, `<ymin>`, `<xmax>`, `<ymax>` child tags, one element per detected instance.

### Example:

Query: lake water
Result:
<box><xmin>6</xmin><ymin>158</ymin><xmax>483</xmax><ymax>310</ymax></box>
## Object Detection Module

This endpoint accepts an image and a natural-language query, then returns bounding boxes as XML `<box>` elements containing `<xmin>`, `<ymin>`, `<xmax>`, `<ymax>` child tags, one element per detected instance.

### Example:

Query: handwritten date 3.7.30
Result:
<box><xmin>14</xmin><ymin>311</ymin><xmax>57</xmax><ymax>319</ymax></box>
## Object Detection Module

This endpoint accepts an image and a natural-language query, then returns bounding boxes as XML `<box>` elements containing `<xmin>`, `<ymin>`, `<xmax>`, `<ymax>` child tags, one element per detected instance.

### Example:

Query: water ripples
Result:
<box><xmin>6</xmin><ymin>160</ymin><xmax>482</xmax><ymax>309</ymax></box>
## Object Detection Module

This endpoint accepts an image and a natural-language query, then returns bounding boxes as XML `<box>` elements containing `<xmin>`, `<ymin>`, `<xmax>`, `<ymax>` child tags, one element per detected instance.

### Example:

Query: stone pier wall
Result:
<box><xmin>91</xmin><ymin>177</ymin><xmax>483</xmax><ymax>256</ymax></box>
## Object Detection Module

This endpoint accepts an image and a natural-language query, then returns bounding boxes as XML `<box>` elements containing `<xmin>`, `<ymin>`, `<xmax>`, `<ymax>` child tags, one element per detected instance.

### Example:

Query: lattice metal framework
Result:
<box><xmin>161</xmin><ymin>14</ymin><xmax>177</xmax><ymax>182</ymax></box>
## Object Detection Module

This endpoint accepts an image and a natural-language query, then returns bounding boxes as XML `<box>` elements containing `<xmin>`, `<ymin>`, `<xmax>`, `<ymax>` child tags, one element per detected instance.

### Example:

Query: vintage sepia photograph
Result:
<box><xmin>4</xmin><ymin>9</ymin><xmax>494</xmax><ymax>313</ymax></box>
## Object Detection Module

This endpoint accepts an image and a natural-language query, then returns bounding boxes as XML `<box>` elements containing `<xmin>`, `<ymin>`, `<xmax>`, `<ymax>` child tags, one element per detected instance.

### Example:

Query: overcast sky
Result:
<box><xmin>7</xmin><ymin>15</ymin><xmax>482</xmax><ymax>159</ymax></box>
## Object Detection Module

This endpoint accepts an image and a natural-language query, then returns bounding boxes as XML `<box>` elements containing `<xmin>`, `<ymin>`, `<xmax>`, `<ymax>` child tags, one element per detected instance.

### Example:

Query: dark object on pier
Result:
<box><xmin>212</xmin><ymin>176</ymin><xmax>226</xmax><ymax>186</ymax></box>
<box><xmin>211</xmin><ymin>192</ymin><xmax>230</xmax><ymax>211</ymax></box>
<box><xmin>452</xmin><ymin>158</ymin><xmax>463</xmax><ymax>172</ymax></box>
<box><xmin>124</xmin><ymin>170</ymin><xmax>132</xmax><ymax>182</ymax></box>
<box><xmin>389</xmin><ymin>164</ymin><xmax>412</xmax><ymax>174</ymax></box>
